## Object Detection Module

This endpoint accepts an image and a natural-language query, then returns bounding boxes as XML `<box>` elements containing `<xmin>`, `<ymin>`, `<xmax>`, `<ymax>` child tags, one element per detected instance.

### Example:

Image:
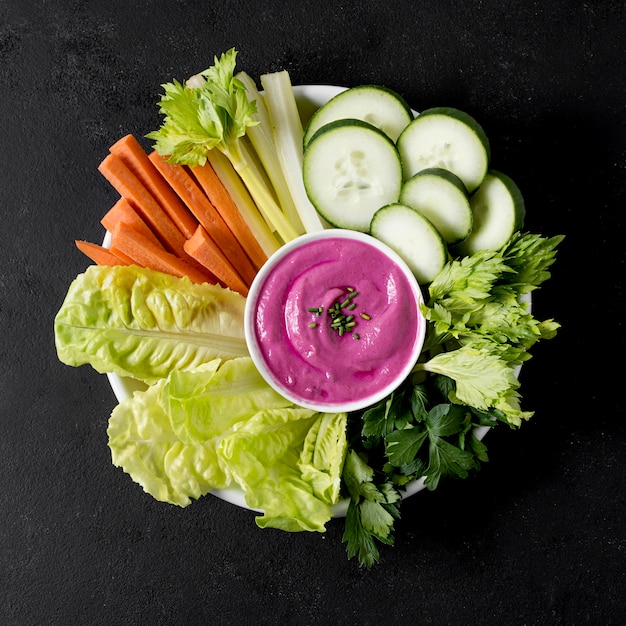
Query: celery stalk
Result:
<box><xmin>260</xmin><ymin>70</ymin><xmax>326</xmax><ymax>233</ymax></box>
<box><xmin>228</xmin><ymin>144</ymin><xmax>300</xmax><ymax>244</ymax></box>
<box><xmin>146</xmin><ymin>48</ymin><xmax>301</xmax><ymax>245</ymax></box>
<box><xmin>206</xmin><ymin>150</ymin><xmax>281</xmax><ymax>256</ymax></box>
<box><xmin>237</xmin><ymin>72</ymin><xmax>306</xmax><ymax>235</ymax></box>
<box><xmin>239</xmin><ymin>135</ymin><xmax>276</xmax><ymax>200</ymax></box>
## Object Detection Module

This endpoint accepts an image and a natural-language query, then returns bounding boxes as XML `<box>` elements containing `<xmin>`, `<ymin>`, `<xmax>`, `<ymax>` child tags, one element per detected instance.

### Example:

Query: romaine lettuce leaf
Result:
<box><xmin>162</xmin><ymin>357</ymin><xmax>293</xmax><ymax>444</ymax></box>
<box><xmin>219</xmin><ymin>406</ymin><xmax>347</xmax><ymax>532</ymax></box>
<box><xmin>107</xmin><ymin>378</ymin><xmax>230</xmax><ymax>506</ymax></box>
<box><xmin>54</xmin><ymin>265</ymin><xmax>248</xmax><ymax>384</ymax></box>
<box><xmin>298</xmin><ymin>413</ymin><xmax>348</xmax><ymax>505</ymax></box>
<box><xmin>107</xmin><ymin>356</ymin><xmax>348</xmax><ymax>531</ymax></box>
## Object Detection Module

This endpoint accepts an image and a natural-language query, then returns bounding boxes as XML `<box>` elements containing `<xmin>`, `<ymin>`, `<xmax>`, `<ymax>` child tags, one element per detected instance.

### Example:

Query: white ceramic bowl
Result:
<box><xmin>244</xmin><ymin>229</ymin><xmax>426</xmax><ymax>413</ymax></box>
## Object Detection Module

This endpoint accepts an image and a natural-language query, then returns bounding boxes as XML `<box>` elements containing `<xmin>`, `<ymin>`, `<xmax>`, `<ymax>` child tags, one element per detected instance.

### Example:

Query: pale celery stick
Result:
<box><xmin>237</xmin><ymin>72</ymin><xmax>306</xmax><ymax>235</ymax></box>
<box><xmin>260</xmin><ymin>70</ymin><xmax>326</xmax><ymax>233</ymax></box>
<box><xmin>206</xmin><ymin>150</ymin><xmax>282</xmax><ymax>255</ymax></box>
<box><xmin>239</xmin><ymin>136</ymin><xmax>276</xmax><ymax>203</ymax></box>
<box><xmin>235</xmin><ymin>140</ymin><xmax>299</xmax><ymax>243</ymax></box>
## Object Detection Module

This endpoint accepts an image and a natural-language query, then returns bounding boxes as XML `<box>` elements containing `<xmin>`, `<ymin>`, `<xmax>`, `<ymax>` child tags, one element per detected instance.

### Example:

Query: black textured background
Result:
<box><xmin>2</xmin><ymin>1</ymin><xmax>625</xmax><ymax>624</ymax></box>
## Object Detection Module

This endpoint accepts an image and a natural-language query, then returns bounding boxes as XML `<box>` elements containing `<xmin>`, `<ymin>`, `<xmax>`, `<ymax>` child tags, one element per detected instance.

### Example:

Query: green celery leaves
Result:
<box><xmin>342</xmin><ymin>232</ymin><xmax>563</xmax><ymax>567</ymax></box>
<box><xmin>146</xmin><ymin>48</ymin><xmax>258</xmax><ymax>168</ymax></box>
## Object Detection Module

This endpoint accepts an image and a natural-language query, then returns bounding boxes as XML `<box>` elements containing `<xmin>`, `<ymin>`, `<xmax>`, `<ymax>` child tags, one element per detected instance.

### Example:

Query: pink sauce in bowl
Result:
<box><xmin>245</xmin><ymin>229</ymin><xmax>426</xmax><ymax>413</ymax></box>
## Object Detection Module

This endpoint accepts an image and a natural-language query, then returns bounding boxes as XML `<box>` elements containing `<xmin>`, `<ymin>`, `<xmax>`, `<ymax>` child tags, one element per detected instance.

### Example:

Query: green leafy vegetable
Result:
<box><xmin>341</xmin><ymin>232</ymin><xmax>563</xmax><ymax>567</ymax></box>
<box><xmin>221</xmin><ymin>405</ymin><xmax>347</xmax><ymax>532</ymax></box>
<box><xmin>499</xmin><ymin>232</ymin><xmax>564</xmax><ymax>294</ymax></box>
<box><xmin>413</xmin><ymin>345</ymin><xmax>523</xmax><ymax>417</ymax></box>
<box><xmin>108</xmin><ymin>377</ymin><xmax>228</xmax><ymax>506</ymax></box>
<box><xmin>298</xmin><ymin>413</ymin><xmax>348</xmax><ymax>505</ymax></box>
<box><xmin>109</xmin><ymin>356</ymin><xmax>348</xmax><ymax>530</ymax></box>
<box><xmin>54</xmin><ymin>265</ymin><xmax>248</xmax><ymax>384</ymax></box>
<box><xmin>341</xmin><ymin>449</ymin><xmax>401</xmax><ymax>568</ymax></box>
<box><xmin>162</xmin><ymin>358</ymin><xmax>293</xmax><ymax>444</ymax></box>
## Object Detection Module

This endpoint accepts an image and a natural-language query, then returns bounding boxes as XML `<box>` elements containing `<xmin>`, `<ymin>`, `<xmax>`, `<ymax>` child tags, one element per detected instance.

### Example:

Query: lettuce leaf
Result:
<box><xmin>54</xmin><ymin>265</ymin><xmax>248</xmax><ymax>384</ymax></box>
<box><xmin>298</xmin><ymin>413</ymin><xmax>348</xmax><ymax>505</ymax></box>
<box><xmin>108</xmin><ymin>357</ymin><xmax>348</xmax><ymax>531</ymax></box>
<box><xmin>219</xmin><ymin>407</ymin><xmax>331</xmax><ymax>531</ymax></box>
<box><xmin>162</xmin><ymin>358</ymin><xmax>293</xmax><ymax>444</ymax></box>
<box><xmin>108</xmin><ymin>378</ymin><xmax>229</xmax><ymax>506</ymax></box>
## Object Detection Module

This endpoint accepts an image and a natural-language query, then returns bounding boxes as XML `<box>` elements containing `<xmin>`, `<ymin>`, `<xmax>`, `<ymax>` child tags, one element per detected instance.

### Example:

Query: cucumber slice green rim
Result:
<box><xmin>399</xmin><ymin>167</ymin><xmax>473</xmax><ymax>245</ymax></box>
<box><xmin>303</xmin><ymin>118</ymin><xmax>403</xmax><ymax>232</ymax></box>
<box><xmin>455</xmin><ymin>169</ymin><xmax>526</xmax><ymax>256</ymax></box>
<box><xmin>397</xmin><ymin>107</ymin><xmax>491</xmax><ymax>193</ymax></box>
<box><xmin>370</xmin><ymin>202</ymin><xmax>447</xmax><ymax>285</ymax></box>
<box><xmin>303</xmin><ymin>84</ymin><xmax>414</xmax><ymax>147</ymax></box>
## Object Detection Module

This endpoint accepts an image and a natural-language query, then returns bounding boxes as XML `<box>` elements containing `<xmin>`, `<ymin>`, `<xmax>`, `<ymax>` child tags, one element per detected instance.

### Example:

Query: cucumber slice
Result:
<box><xmin>399</xmin><ymin>167</ymin><xmax>472</xmax><ymax>245</ymax></box>
<box><xmin>370</xmin><ymin>203</ymin><xmax>447</xmax><ymax>285</ymax></box>
<box><xmin>303</xmin><ymin>85</ymin><xmax>413</xmax><ymax>147</ymax></box>
<box><xmin>456</xmin><ymin>170</ymin><xmax>526</xmax><ymax>256</ymax></box>
<box><xmin>303</xmin><ymin>119</ymin><xmax>403</xmax><ymax>232</ymax></box>
<box><xmin>397</xmin><ymin>107</ymin><xmax>490</xmax><ymax>192</ymax></box>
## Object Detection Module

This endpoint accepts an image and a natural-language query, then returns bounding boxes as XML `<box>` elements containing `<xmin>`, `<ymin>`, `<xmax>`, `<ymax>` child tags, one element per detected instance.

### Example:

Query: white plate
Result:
<box><xmin>105</xmin><ymin>84</ymin><xmax>527</xmax><ymax>518</ymax></box>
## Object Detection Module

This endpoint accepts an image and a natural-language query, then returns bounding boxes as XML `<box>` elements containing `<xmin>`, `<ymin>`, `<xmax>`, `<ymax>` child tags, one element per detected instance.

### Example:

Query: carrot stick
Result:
<box><xmin>101</xmin><ymin>196</ymin><xmax>212</xmax><ymax>279</ymax></box>
<box><xmin>183</xmin><ymin>225</ymin><xmax>249</xmax><ymax>296</ymax></box>
<box><xmin>98</xmin><ymin>153</ymin><xmax>188</xmax><ymax>258</ymax></box>
<box><xmin>148</xmin><ymin>152</ymin><xmax>257</xmax><ymax>286</ymax></box>
<box><xmin>101</xmin><ymin>198</ymin><xmax>163</xmax><ymax>249</ymax></box>
<box><xmin>75</xmin><ymin>240</ymin><xmax>130</xmax><ymax>267</ymax></box>
<box><xmin>109</xmin><ymin>221</ymin><xmax>215</xmax><ymax>285</ymax></box>
<box><xmin>190</xmin><ymin>161</ymin><xmax>268</xmax><ymax>270</ymax></box>
<box><xmin>109</xmin><ymin>135</ymin><xmax>198</xmax><ymax>239</ymax></box>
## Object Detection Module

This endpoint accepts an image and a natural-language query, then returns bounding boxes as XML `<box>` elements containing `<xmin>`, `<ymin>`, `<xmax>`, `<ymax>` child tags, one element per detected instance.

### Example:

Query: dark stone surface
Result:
<box><xmin>2</xmin><ymin>1</ymin><xmax>625</xmax><ymax>624</ymax></box>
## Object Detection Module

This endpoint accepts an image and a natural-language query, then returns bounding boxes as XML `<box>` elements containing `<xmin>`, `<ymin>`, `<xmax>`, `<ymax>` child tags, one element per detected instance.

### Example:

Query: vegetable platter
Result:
<box><xmin>54</xmin><ymin>49</ymin><xmax>563</xmax><ymax>568</ymax></box>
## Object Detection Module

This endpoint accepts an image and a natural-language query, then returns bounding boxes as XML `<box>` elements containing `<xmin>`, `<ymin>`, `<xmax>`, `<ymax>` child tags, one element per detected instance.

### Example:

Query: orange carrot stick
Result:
<box><xmin>101</xmin><ymin>196</ymin><xmax>213</xmax><ymax>279</ymax></box>
<box><xmin>75</xmin><ymin>240</ymin><xmax>130</xmax><ymax>267</ymax></box>
<box><xmin>98</xmin><ymin>153</ymin><xmax>188</xmax><ymax>258</ymax></box>
<box><xmin>183</xmin><ymin>225</ymin><xmax>249</xmax><ymax>296</ymax></box>
<box><xmin>148</xmin><ymin>152</ymin><xmax>257</xmax><ymax>286</ymax></box>
<box><xmin>190</xmin><ymin>161</ymin><xmax>267</xmax><ymax>270</ymax></box>
<box><xmin>109</xmin><ymin>221</ymin><xmax>215</xmax><ymax>285</ymax></box>
<box><xmin>101</xmin><ymin>198</ymin><xmax>164</xmax><ymax>249</ymax></box>
<box><xmin>109</xmin><ymin>135</ymin><xmax>198</xmax><ymax>239</ymax></box>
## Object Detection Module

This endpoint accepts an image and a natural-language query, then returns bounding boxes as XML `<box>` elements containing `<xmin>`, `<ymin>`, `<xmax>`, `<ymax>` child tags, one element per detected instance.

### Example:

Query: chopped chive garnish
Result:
<box><xmin>306</xmin><ymin>286</ymin><xmax>369</xmax><ymax>339</ymax></box>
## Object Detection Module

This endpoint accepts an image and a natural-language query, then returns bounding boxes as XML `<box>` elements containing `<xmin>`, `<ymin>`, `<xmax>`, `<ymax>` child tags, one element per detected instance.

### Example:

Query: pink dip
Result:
<box><xmin>251</xmin><ymin>234</ymin><xmax>424</xmax><ymax>410</ymax></box>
